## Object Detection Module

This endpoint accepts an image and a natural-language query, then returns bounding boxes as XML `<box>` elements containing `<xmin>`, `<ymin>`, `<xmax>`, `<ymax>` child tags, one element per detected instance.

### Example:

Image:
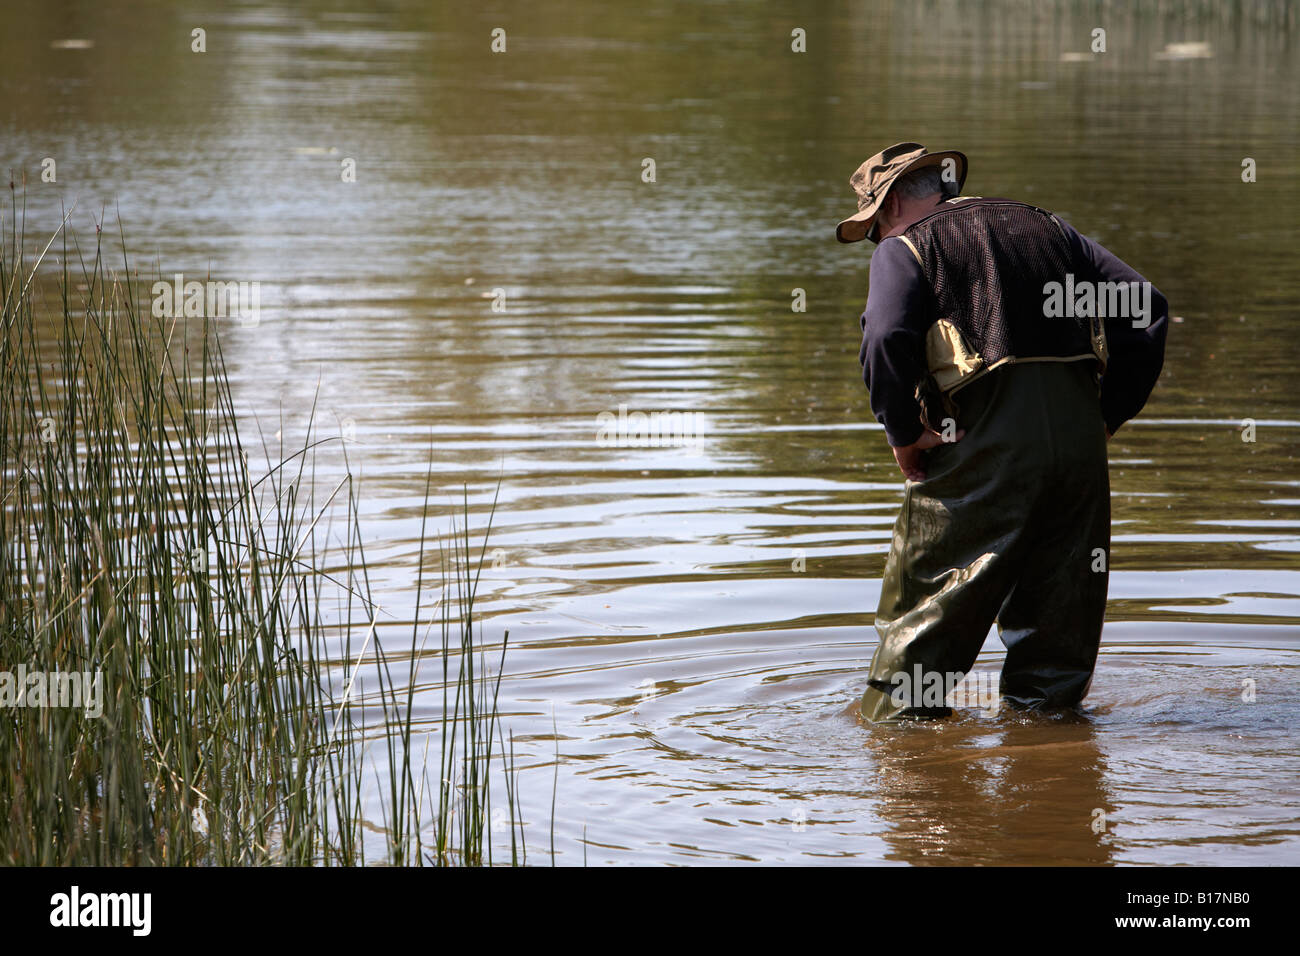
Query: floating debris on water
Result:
<box><xmin>1155</xmin><ymin>41</ymin><xmax>1212</xmax><ymax>60</ymax></box>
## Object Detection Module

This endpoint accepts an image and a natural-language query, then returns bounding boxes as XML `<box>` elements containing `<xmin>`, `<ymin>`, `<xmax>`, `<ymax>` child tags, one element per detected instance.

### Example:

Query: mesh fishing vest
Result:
<box><xmin>896</xmin><ymin>197</ymin><xmax>1108</xmax><ymax>425</ymax></box>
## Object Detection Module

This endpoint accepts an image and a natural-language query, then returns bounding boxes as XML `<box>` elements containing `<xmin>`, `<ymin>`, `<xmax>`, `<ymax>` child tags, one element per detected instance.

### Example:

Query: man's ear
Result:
<box><xmin>875</xmin><ymin>194</ymin><xmax>896</xmax><ymax>237</ymax></box>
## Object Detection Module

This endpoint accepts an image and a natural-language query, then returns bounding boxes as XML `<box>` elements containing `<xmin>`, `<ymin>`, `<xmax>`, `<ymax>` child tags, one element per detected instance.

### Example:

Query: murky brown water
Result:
<box><xmin>4</xmin><ymin>0</ymin><xmax>1299</xmax><ymax>864</ymax></box>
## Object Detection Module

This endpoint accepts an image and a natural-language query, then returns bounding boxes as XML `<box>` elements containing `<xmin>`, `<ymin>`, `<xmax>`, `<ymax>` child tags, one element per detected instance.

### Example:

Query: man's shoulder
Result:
<box><xmin>871</xmin><ymin>234</ymin><xmax>924</xmax><ymax>274</ymax></box>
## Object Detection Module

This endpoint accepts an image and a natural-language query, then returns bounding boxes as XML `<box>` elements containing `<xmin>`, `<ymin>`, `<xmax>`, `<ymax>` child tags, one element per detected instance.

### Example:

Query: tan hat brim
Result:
<box><xmin>836</xmin><ymin>150</ymin><xmax>968</xmax><ymax>244</ymax></box>
<box><xmin>835</xmin><ymin>207</ymin><xmax>878</xmax><ymax>245</ymax></box>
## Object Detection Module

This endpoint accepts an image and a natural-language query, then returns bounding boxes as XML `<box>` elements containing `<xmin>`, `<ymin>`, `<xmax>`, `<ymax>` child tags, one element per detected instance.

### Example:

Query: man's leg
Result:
<box><xmin>861</xmin><ymin>406</ymin><xmax>1038</xmax><ymax>723</ymax></box>
<box><xmin>996</xmin><ymin>481</ymin><xmax>1109</xmax><ymax>709</ymax></box>
<box><xmin>862</xmin><ymin>511</ymin><xmax>1017</xmax><ymax>722</ymax></box>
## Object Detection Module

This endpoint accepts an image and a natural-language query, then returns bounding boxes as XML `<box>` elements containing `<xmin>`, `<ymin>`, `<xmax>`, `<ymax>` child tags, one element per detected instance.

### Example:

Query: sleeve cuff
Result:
<box><xmin>885</xmin><ymin>419</ymin><xmax>925</xmax><ymax>447</ymax></box>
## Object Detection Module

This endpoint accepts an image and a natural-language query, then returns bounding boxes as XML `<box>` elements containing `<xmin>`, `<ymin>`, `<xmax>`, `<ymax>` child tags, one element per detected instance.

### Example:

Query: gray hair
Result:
<box><xmin>892</xmin><ymin>165</ymin><xmax>959</xmax><ymax>201</ymax></box>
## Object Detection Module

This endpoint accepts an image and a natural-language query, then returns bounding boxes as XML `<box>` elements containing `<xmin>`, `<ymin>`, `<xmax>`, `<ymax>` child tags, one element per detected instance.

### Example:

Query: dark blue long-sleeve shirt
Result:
<box><xmin>858</xmin><ymin>217</ymin><xmax>1169</xmax><ymax>446</ymax></box>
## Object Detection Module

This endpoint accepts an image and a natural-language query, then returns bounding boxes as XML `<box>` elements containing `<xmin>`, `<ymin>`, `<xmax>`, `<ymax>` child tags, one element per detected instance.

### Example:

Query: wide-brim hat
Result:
<box><xmin>835</xmin><ymin>142</ymin><xmax>968</xmax><ymax>243</ymax></box>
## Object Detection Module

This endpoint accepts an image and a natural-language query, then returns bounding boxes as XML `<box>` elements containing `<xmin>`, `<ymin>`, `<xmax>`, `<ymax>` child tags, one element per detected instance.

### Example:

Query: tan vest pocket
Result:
<box><xmin>926</xmin><ymin>319</ymin><xmax>984</xmax><ymax>392</ymax></box>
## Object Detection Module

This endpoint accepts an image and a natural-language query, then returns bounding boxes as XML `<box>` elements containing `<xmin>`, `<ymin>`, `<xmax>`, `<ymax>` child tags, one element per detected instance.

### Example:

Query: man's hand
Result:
<box><xmin>892</xmin><ymin>426</ymin><xmax>965</xmax><ymax>482</ymax></box>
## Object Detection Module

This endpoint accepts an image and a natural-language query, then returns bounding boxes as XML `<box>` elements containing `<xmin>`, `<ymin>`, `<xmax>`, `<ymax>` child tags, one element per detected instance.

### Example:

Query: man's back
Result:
<box><xmin>902</xmin><ymin>198</ymin><xmax>1102</xmax><ymax>375</ymax></box>
<box><xmin>860</xmin><ymin>196</ymin><xmax>1167</xmax><ymax>450</ymax></box>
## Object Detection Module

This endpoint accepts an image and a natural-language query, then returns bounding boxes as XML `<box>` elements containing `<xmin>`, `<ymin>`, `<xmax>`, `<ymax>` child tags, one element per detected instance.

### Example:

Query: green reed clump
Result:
<box><xmin>0</xmin><ymin>199</ymin><xmax>526</xmax><ymax>866</ymax></box>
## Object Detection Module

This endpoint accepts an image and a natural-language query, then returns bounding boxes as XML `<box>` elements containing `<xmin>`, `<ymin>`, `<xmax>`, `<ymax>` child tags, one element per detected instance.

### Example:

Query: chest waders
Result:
<box><xmin>860</xmin><ymin>199</ymin><xmax>1111</xmax><ymax>723</ymax></box>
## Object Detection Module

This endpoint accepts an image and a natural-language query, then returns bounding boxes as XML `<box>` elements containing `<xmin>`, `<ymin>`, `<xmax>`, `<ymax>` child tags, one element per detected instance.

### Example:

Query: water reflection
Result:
<box><xmin>865</xmin><ymin>712</ymin><xmax>1113</xmax><ymax>866</ymax></box>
